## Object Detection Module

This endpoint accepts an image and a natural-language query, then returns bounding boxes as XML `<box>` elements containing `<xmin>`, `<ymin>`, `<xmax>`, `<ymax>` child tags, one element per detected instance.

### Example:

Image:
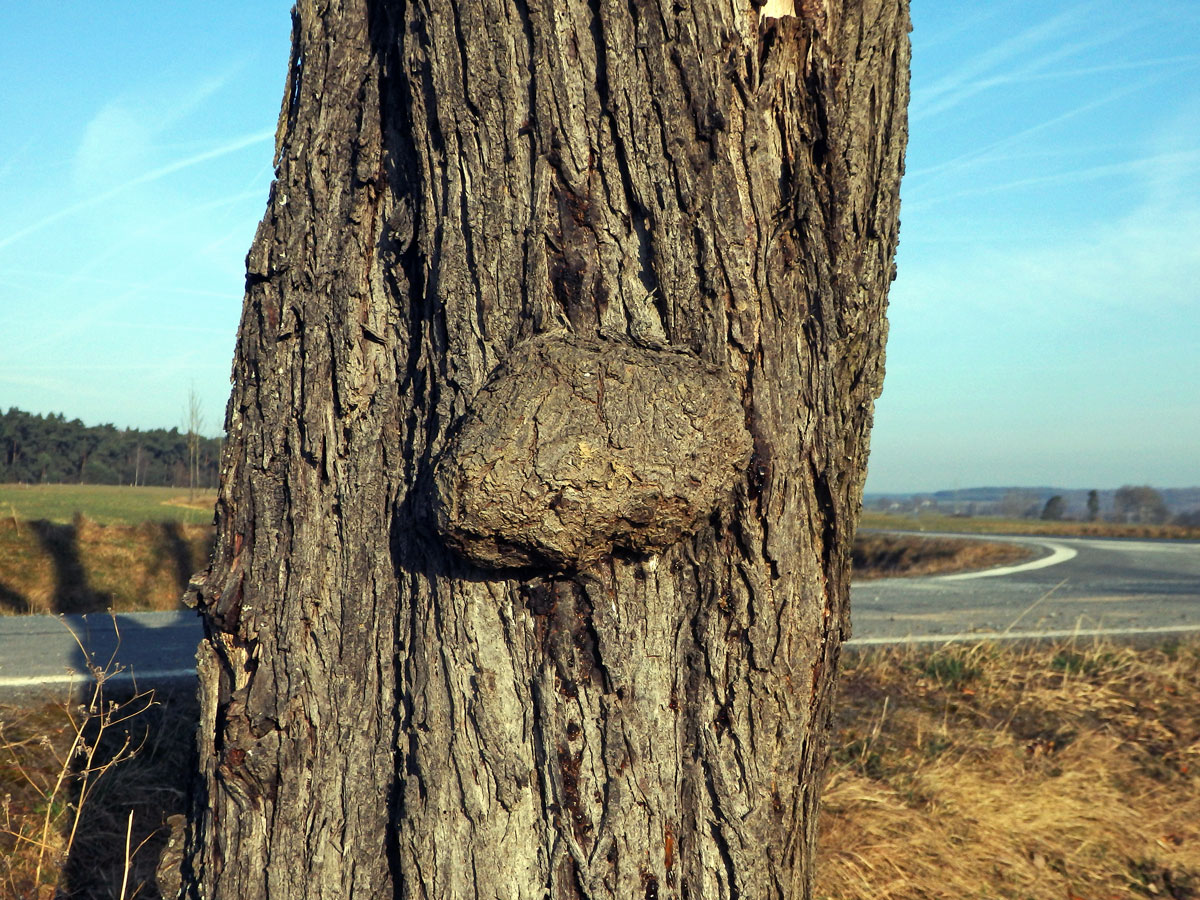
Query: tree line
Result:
<box><xmin>0</xmin><ymin>407</ymin><xmax>221</xmax><ymax>488</ymax></box>
<box><xmin>1039</xmin><ymin>486</ymin><xmax>1179</xmax><ymax>524</ymax></box>
<box><xmin>875</xmin><ymin>485</ymin><xmax>1199</xmax><ymax>526</ymax></box>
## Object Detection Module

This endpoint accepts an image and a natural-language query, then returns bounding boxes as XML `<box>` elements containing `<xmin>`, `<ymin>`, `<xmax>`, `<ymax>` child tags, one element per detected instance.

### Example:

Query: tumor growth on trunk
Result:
<box><xmin>432</xmin><ymin>331</ymin><xmax>753</xmax><ymax>571</ymax></box>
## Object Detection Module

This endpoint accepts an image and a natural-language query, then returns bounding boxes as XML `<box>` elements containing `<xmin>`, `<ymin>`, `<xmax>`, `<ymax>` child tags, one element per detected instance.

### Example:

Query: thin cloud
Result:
<box><xmin>73</xmin><ymin>103</ymin><xmax>154</xmax><ymax>190</ymax></box>
<box><xmin>0</xmin><ymin>138</ymin><xmax>35</xmax><ymax>185</ymax></box>
<box><xmin>158</xmin><ymin>62</ymin><xmax>247</xmax><ymax>131</ymax></box>
<box><xmin>0</xmin><ymin>129</ymin><xmax>274</xmax><ymax>253</ymax></box>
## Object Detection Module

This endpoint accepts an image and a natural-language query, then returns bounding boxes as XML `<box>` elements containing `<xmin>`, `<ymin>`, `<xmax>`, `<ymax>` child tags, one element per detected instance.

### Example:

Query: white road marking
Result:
<box><xmin>938</xmin><ymin>540</ymin><xmax>1077</xmax><ymax>581</ymax></box>
<box><xmin>0</xmin><ymin>668</ymin><xmax>196</xmax><ymax>689</ymax></box>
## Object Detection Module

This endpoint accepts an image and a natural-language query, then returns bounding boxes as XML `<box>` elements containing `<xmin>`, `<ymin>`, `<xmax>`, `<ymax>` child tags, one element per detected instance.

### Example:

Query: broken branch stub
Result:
<box><xmin>432</xmin><ymin>332</ymin><xmax>753</xmax><ymax>571</ymax></box>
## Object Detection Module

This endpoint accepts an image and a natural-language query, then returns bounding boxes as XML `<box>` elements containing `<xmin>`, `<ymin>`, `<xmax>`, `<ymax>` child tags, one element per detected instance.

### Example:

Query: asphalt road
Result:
<box><xmin>1</xmin><ymin>533</ymin><xmax>1197</xmax><ymax>696</ymax></box>
<box><xmin>0</xmin><ymin>609</ymin><xmax>202</xmax><ymax>698</ymax></box>
<box><xmin>851</xmin><ymin>532</ymin><xmax>1200</xmax><ymax>643</ymax></box>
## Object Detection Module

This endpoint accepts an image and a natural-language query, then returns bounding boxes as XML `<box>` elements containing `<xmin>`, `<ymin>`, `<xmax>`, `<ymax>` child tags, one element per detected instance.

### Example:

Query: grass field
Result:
<box><xmin>861</xmin><ymin>510</ymin><xmax>1200</xmax><ymax>540</ymax></box>
<box><xmin>3</xmin><ymin>638</ymin><xmax>1195</xmax><ymax>899</ymax></box>
<box><xmin>818</xmin><ymin>638</ymin><xmax>1200</xmax><ymax>899</ymax></box>
<box><xmin>0</xmin><ymin>485</ymin><xmax>216</xmax><ymax>614</ymax></box>
<box><xmin>0</xmin><ymin>484</ymin><xmax>217</xmax><ymax>527</ymax></box>
<box><xmin>0</xmin><ymin>518</ymin><xmax>213</xmax><ymax>615</ymax></box>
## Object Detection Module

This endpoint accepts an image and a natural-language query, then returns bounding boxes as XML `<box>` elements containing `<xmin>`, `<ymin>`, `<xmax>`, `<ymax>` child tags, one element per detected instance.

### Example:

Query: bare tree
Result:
<box><xmin>1114</xmin><ymin>485</ymin><xmax>1169</xmax><ymax>524</ymax></box>
<box><xmin>171</xmin><ymin>1</ymin><xmax>910</xmax><ymax>898</ymax></box>
<box><xmin>184</xmin><ymin>386</ymin><xmax>204</xmax><ymax>503</ymax></box>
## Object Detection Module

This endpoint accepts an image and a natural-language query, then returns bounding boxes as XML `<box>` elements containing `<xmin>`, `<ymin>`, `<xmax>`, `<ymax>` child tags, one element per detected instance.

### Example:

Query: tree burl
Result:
<box><xmin>433</xmin><ymin>331</ymin><xmax>752</xmax><ymax>571</ymax></box>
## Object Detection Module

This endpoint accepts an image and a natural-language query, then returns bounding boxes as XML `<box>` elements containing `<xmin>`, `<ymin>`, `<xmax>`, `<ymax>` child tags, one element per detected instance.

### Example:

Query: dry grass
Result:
<box><xmin>2</xmin><ymin>637</ymin><xmax>1197</xmax><ymax>897</ymax></box>
<box><xmin>0</xmin><ymin>622</ymin><xmax>194</xmax><ymax>900</ymax></box>
<box><xmin>861</xmin><ymin>510</ymin><xmax>1200</xmax><ymax>541</ymax></box>
<box><xmin>817</xmin><ymin>638</ymin><xmax>1200</xmax><ymax>900</ymax></box>
<box><xmin>0</xmin><ymin>517</ymin><xmax>212</xmax><ymax>615</ymax></box>
<box><xmin>852</xmin><ymin>533</ymin><xmax>1033</xmax><ymax>580</ymax></box>
<box><xmin>1</xmin><ymin>692</ymin><xmax>193</xmax><ymax>900</ymax></box>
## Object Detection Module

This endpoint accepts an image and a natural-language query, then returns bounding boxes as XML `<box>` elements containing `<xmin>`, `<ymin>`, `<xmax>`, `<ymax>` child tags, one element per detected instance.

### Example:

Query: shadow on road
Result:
<box><xmin>50</xmin><ymin>613</ymin><xmax>201</xmax><ymax>898</ymax></box>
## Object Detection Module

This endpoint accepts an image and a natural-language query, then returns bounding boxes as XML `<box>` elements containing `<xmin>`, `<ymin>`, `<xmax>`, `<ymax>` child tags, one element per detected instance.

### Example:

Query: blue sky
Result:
<box><xmin>1</xmin><ymin>2</ymin><xmax>1197</xmax><ymax>493</ymax></box>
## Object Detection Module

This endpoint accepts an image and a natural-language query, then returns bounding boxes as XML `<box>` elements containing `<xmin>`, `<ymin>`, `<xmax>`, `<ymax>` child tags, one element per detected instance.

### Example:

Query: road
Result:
<box><xmin>1</xmin><ymin>533</ymin><xmax>1197</xmax><ymax>695</ymax></box>
<box><xmin>0</xmin><ymin>610</ymin><xmax>202</xmax><ymax>698</ymax></box>
<box><xmin>851</xmin><ymin>532</ymin><xmax>1200</xmax><ymax>643</ymax></box>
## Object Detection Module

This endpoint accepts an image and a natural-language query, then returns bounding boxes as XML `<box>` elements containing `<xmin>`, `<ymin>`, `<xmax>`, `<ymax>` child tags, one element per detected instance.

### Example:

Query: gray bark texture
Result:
<box><xmin>174</xmin><ymin>0</ymin><xmax>909</xmax><ymax>897</ymax></box>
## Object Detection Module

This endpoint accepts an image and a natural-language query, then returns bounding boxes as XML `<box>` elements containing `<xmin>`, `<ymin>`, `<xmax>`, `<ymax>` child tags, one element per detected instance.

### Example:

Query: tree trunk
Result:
<box><xmin>176</xmin><ymin>0</ymin><xmax>909</xmax><ymax>897</ymax></box>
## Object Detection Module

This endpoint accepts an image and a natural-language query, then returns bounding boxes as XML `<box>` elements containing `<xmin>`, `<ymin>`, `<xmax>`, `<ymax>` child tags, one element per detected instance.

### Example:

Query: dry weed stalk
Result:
<box><xmin>0</xmin><ymin>615</ymin><xmax>156</xmax><ymax>898</ymax></box>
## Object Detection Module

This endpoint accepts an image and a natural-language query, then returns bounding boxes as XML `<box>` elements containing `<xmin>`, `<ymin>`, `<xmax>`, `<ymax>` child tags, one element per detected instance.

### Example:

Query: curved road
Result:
<box><xmin>851</xmin><ymin>532</ymin><xmax>1200</xmax><ymax>644</ymax></box>
<box><xmin>0</xmin><ymin>533</ymin><xmax>1197</xmax><ymax>695</ymax></box>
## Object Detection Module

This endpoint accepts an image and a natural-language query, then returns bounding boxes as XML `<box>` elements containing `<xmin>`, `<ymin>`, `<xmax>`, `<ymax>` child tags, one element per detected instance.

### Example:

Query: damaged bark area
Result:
<box><xmin>433</xmin><ymin>331</ymin><xmax>752</xmax><ymax>571</ymax></box>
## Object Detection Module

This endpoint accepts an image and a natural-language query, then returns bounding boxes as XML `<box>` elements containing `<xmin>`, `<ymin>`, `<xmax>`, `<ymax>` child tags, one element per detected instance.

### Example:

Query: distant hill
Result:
<box><xmin>865</xmin><ymin>486</ymin><xmax>1200</xmax><ymax>521</ymax></box>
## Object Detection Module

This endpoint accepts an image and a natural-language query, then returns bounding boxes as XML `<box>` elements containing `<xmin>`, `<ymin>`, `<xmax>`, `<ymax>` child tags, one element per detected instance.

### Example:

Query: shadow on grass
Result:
<box><xmin>5</xmin><ymin>519</ymin><xmax>214</xmax><ymax>615</ymax></box>
<box><xmin>157</xmin><ymin>521</ymin><xmax>208</xmax><ymax>596</ymax></box>
<box><xmin>0</xmin><ymin>579</ymin><xmax>25</xmax><ymax>613</ymax></box>
<box><xmin>28</xmin><ymin>520</ymin><xmax>114</xmax><ymax>615</ymax></box>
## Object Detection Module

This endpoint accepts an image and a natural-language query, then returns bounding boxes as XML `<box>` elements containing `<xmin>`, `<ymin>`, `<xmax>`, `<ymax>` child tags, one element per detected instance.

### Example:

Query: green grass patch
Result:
<box><xmin>918</xmin><ymin>650</ymin><xmax>982</xmax><ymax>689</ymax></box>
<box><xmin>0</xmin><ymin>484</ymin><xmax>217</xmax><ymax>527</ymax></box>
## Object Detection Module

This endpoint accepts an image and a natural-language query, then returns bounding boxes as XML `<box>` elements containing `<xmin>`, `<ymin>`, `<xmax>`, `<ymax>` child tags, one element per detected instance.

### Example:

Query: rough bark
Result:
<box><xmin>175</xmin><ymin>0</ymin><xmax>909</xmax><ymax>898</ymax></box>
<box><xmin>433</xmin><ymin>330</ymin><xmax>753</xmax><ymax>571</ymax></box>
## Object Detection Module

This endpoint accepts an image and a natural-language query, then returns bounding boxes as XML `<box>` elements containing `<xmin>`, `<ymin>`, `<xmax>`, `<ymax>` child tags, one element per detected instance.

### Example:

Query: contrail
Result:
<box><xmin>912</xmin><ymin>7</ymin><xmax>1090</xmax><ymax>119</ymax></box>
<box><xmin>905</xmin><ymin>72</ymin><xmax>1170</xmax><ymax>189</ymax></box>
<box><xmin>0</xmin><ymin>128</ymin><xmax>274</xmax><ymax>253</ymax></box>
<box><xmin>908</xmin><ymin>150</ymin><xmax>1200</xmax><ymax>211</ymax></box>
<box><xmin>913</xmin><ymin>23</ymin><xmax>1137</xmax><ymax>123</ymax></box>
<box><xmin>986</xmin><ymin>53</ymin><xmax>1200</xmax><ymax>84</ymax></box>
<box><xmin>914</xmin><ymin>50</ymin><xmax>1198</xmax><ymax>124</ymax></box>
